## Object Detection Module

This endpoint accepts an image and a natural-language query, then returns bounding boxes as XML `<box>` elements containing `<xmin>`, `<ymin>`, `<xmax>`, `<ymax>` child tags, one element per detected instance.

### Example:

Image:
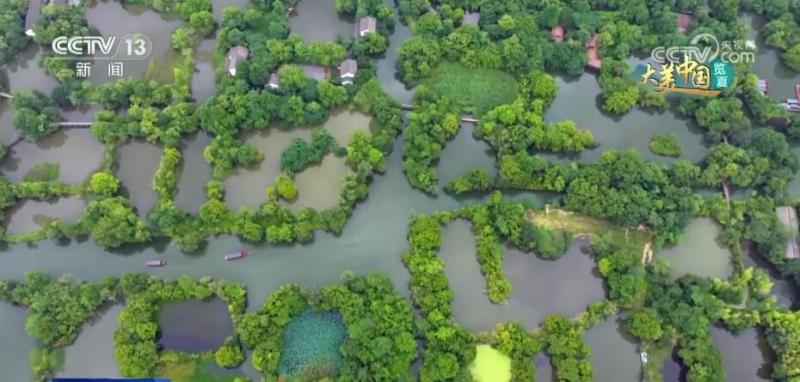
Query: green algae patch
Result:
<box><xmin>469</xmin><ymin>344</ymin><xmax>512</xmax><ymax>382</ymax></box>
<box><xmin>278</xmin><ymin>310</ymin><xmax>346</xmax><ymax>380</ymax></box>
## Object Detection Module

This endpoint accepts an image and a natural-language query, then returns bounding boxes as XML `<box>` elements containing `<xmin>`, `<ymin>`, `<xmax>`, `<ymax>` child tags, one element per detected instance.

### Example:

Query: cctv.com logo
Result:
<box><xmin>651</xmin><ymin>33</ymin><xmax>756</xmax><ymax>64</ymax></box>
<box><xmin>51</xmin><ymin>34</ymin><xmax>153</xmax><ymax>61</ymax></box>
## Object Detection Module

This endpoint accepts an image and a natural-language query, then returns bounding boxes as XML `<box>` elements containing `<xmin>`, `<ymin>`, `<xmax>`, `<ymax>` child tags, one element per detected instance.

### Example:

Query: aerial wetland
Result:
<box><xmin>0</xmin><ymin>0</ymin><xmax>799</xmax><ymax>381</ymax></box>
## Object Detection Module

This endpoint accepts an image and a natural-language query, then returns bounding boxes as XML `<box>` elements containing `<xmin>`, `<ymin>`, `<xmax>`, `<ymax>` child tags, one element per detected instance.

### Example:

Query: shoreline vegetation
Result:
<box><xmin>0</xmin><ymin>0</ymin><xmax>799</xmax><ymax>380</ymax></box>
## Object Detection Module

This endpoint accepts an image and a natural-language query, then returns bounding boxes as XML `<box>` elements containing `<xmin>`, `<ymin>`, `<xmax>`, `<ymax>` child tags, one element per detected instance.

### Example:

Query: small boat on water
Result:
<box><xmin>146</xmin><ymin>259</ymin><xmax>167</xmax><ymax>267</ymax></box>
<box><xmin>225</xmin><ymin>249</ymin><xmax>248</xmax><ymax>261</ymax></box>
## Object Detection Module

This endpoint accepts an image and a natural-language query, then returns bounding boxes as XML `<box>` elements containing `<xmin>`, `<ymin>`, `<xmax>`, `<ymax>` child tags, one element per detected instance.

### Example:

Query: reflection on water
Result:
<box><xmin>5</xmin><ymin>197</ymin><xmax>86</xmax><ymax>234</ymax></box>
<box><xmin>288</xmin><ymin>0</ymin><xmax>354</xmax><ymax>42</ymax></box>
<box><xmin>212</xmin><ymin>0</ymin><xmax>250</xmax><ymax>20</ymax></box>
<box><xmin>175</xmin><ymin>132</ymin><xmax>212</xmax><ymax>213</ymax></box>
<box><xmin>543</xmin><ymin>75</ymin><xmax>708</xmax><ymax>163</ymax></box>
<box><xmin>1</xmin><ymin>128</ymin><xmax>103</xmax><ymax>183</ymax></box>
<box><xmin>226</xmin><ymin>111</ymin><xmax>371</xmax><ymax>211</ymax></box>
<box><xmin>158</xmin><ymin>298</ymin><xmax>234</xmax><ymax>352</ymax></box>
<box><xmin>59</xmin><ymin>305</ymin><xmax>123</xmax><ymax>378</ymax></box>
<box><xmin>710</xmin><ymin>326</ymin><xmax>773</xmax><ymax>382</ymax></box>
<box><xmin>288</xmin><ymin>155</ymin><xmax>349</xmax><ymax>211</ymax></box>
<box><xmin>323</xmin><ymin>110</ymin><xmax>371</xmax><ymax>146</ymax></box>
<box><xmin>224</xmin><ymin>127</ymin><xmax>312</xmax><ymax>210</ymax></box>
<box><xmin>534</xmin><ymin>354</ymin><xmax>554</xmax><ymax>382</ymax></box>
<box><xmin>85</xmin><ymin>0</ymin><xmax>181</xmax><ymax>84</ymax></box>
<box><xmin>659</xmin><ymin>218</ymin><xmax>733</xmax><ymax>280</ymax></box>
<box><xmin>375</xmin><ymin>8</ymin><xmax>415</xmax><ymax>104</ymax></box>
<box><xmin>584</xmin><ymin>316</ymin><xmax>640</xmax><ymax>382</ymax></box>
<box><xmin>744</xmin><ymin>248</ymin><xmax>797</xmax><ymax>308</ymax></box>
<box><xmin>747</xmin><ymin>14</ymin><xmax>800</xmax><ymax>100</ymax></box>
<box><xmin>1</xmin><ymin>45</ymin><xmax>58</xmax><ymax>95</ymax></box>
<box><xmin>661</xmin><ymin>350</ymin><xmax>684</xmax><ymax>382</ymax></box>
<box><xmin>441</xmin><ymin>220</ymin><xmax>604</xmax><ymax>331</ymax></box>
<box><xmin>192</xmin><ymin>59</ymin><xmax>217</xmax><ymax>103</ymax></box>
<box><xmin>116</xmin><ymin>140</ymin><xmax>162</xmax><ymax>217</ymax></box>
<box><xmin>437</xmin><ymin>122</ymin><xmax>495</xmax><ymax>185</ymax></box>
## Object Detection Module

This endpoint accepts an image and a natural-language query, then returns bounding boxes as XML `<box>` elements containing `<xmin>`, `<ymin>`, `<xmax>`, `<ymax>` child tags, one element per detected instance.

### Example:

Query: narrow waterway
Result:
<box><xmin>175</xmin><ymin>132</ymin><xmax>213</xmax><ymax>213</ymax></box>
<box><xmin>534</xmin><ymin>354</ymin><xmax>554</xmax><ymax>382</ymax></box>
<box><xmin>288</xmin><ymin>155</ymin><xmax>349</xmax><ymax>211</ymax></box>
<box><xmin>0</xmin><ymin>101</ymin><xmax>14</xmax><ymax>145</ymax></box>
<box><xmin>211</xmin><ymin>0</ymin><xmax>250</xmax><ymax>20</ymax></box>
<box><xmin>375</xmin><ymin>4</ymin><xmax>415</xmax><ymax>105</ymax></box>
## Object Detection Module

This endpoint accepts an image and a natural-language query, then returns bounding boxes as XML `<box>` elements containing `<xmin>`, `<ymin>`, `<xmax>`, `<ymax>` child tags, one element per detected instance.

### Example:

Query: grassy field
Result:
<box><xmin>423</xmin><ymin>62</ymin><xmax>518</xmax><ymax>115</ymax></box>
<box><xmin>469</xmin><ymin>345</ymin><xmax>511</xmax><ymax>382</ymax></box>
<box><xmin>525</xmin><ymin>208</ymin><xmax>651</xmax><ymax>254</ymax></box>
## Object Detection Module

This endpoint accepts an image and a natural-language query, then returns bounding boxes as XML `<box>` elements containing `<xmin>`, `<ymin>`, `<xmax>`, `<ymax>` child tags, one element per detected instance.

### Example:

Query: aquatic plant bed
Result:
<box><xmin>277</xmin><ymin>310</ymin><xmax>346</xmax><ymax>379</ymax></box>
<box><xmin>423</xmin><ymin>62</ymin><xmax>518</xmax><ymax>115</ymax></box>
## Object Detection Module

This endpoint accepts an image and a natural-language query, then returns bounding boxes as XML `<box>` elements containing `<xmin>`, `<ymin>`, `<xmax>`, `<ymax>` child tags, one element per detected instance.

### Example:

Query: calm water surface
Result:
<box><xmin>659</xmin><ymin>218</ymin><xmax>733</xmax><ymax>280</ymax></box>
<box><xmin>288</xmin><ymin>0</ymin><xmax>354</xmax><ymax>42</ymax></box>
<box><xmin>58</xmin><ymin>305</ymin><xmax>123</xmax><ymax>378</ymax></box>
<box><xmin>440</xmin><ymin>220</ymin><xmax>602</xmax><ymax>331</ymax></box>
<box><xmin>86</xmin><ymin>0</ymin><xmax>181</xmax><ymax>84</ymax></box>
<box><xmin>1</xmin><ymin>129</ymin><xmax>103</xmax><ymax>183</ymax></box>
<box><xmin>0</xmin><ymin>303</ymin><xmax>34</xmax><ymax>382</ymax></box>
<box><xmin>584</xmin><ymin>316</ymin><xmax>640</xmax><ymax>382</ymax></box>
<box><xmin>224</xmin><ymin>127</ymin><xmax>312</xmax><ymax>210</ymax></box>
<box><xmin>175</xmin><ymin>132</ymin><xmax>213</xmax><ymax>213</ymax></box>
<box><xmin>375</xmin><ymin>5</ymin><xmax>415</xmax><ymax>104</ymax></box>
<box><xmin>158</xmin><ymin>298</ymin><xmax>234</xmax><ymax>352</ymax></box>
<box><xmin>437</xmin><ymin>122</ymin><xmax>495</xmax><ymax>186</ymax></box>
<box><xmin>543</xmin><ymin>75</ymin><xmax>708</xmax><ymax>163</ymax></box>
<box><xmin>5</xmin><ymin>197</ymin><xmax>86</xmax><ymax>234</ymax></box>
<box><xmin>116</xmin><ymin>140</ymin><xmax>162</xmax><ymax>217</ymax></box>
<box><xmin>710</xmin><ymin>326</ymin><xmax>773</xmax><ymax>382</ymax></box>
<box><xmin>1</xmin><ymin>45</ymin><xmax>57</xmax><ymax>95</ymax></box>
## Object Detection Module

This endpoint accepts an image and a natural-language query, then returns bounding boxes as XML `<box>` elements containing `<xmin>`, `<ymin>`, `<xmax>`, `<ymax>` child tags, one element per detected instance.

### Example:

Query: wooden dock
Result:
<box><xmin>776</xmin><ymin>206</ymin><xmax>800</xmax><ymax>260</ymax></box>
